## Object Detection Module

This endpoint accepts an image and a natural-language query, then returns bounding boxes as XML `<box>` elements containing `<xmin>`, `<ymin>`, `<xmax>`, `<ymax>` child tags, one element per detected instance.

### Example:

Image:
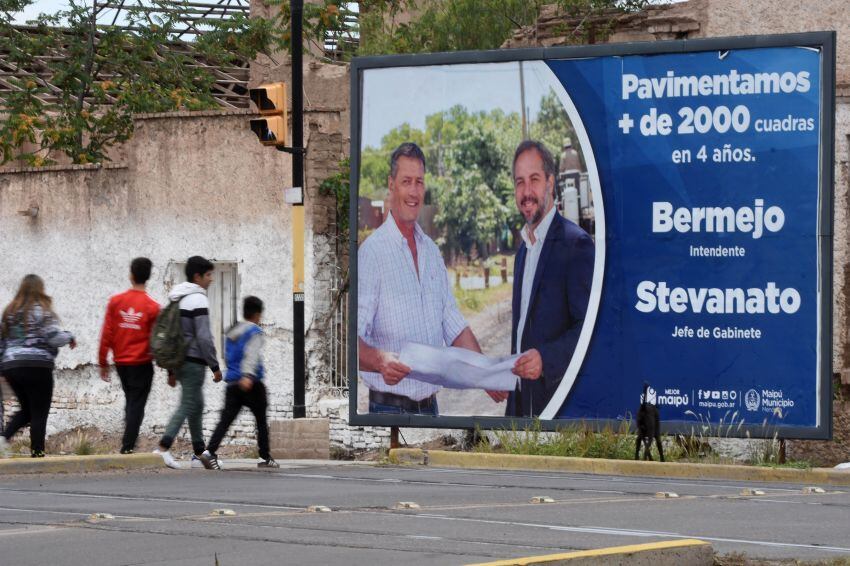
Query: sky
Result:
<box><xmin>13</xmin><ymin>0</ymin><xmax>67</xmax><ymax>23</ymax></box>
<box><xmin>360</xmin><ymin>61</ymin><xmax>557</xmax><ymax>149</ymax></box>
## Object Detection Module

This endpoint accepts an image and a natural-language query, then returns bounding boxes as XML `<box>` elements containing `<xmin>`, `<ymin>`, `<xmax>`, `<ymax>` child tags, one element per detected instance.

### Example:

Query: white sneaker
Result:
<box><xmin>0</xmin><ymin>436</ymin><xmax>9</xmax><ymax>458</ymax></box>
<box><xmin>154</xmin><ymin>448</ymin><xmax>181</xmax><ymax>469</ymax></box>
<box><xmin>191</xmin><ymin>455</ymin><xmax>204</xmax><ymax>469</ymax></box>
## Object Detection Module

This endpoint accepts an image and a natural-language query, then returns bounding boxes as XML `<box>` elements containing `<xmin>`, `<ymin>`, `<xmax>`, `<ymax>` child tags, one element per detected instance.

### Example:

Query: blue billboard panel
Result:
<box><xmin>350</xmin><ymin>34</ymin><xmax>833</xmax><ymax>439</ymax></box>
<box><xmin>547</xmin><ymin>47</ymin><xmax>822</xmax><ymax>428</ymax></box>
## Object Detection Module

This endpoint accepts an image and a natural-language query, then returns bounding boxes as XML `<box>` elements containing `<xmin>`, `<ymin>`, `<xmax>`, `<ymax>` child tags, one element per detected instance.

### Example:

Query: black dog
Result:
<box><xmin>635</xmin><ymin>382</ymin><xmax>664</xmax><ymax>461</ymax></box>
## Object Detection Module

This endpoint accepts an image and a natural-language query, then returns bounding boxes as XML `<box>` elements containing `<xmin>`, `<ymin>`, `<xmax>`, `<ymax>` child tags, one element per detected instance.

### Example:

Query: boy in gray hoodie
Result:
<box><xmin>155</xmin><ymin>256</ymin><xmax>221</xmax><ymax>469</ymax></box>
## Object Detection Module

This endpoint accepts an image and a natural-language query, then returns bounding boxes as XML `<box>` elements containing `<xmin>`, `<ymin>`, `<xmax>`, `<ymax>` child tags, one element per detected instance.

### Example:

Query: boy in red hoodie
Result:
<box><xmin>99</xmin><ymin>257</ymin><xmax>161</xmax><ymax>454</ymax></box>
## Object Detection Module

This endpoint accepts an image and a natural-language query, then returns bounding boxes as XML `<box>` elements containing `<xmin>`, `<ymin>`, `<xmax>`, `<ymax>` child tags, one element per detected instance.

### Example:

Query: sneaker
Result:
<box><xmin>257</xmin><ymin>457</ymin><xmax>280</xmax><ymax>469</ymax></box>
<box><xmin>198</xmin><ymin>450</ymin><xmax>221</xmax><ymax>470</ymax></box>
<box><xmin>30</xmin><ymin>450</ymin><xmax>45</xmax><ymax>458</ymax></box>
<box><xmin>154</xmin><ymin>448</ymin><xmax>181</xmax><ymax>469</ymax></box>
<box><xmin>120</xmin><ymin>448</ymin><xmax>135</xmax><ymax>455</ymax></box>
<box><xmin>191</xmin><ymin>455</ymin><xmax>204</xmax><ymax>468</ymax></box>
<box><xmin>0</xmin><ymin>437</ymin><xmax>9</xmax><ymax>458</ymax></box>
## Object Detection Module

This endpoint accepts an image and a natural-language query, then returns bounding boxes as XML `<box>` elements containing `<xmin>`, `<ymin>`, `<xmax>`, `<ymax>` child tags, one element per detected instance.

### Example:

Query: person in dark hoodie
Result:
<box><xmin>154</xmin><ymin>256</ymin><xmax>221</xmax><ymax>469</ymax></box>
<box><xmin>199</xmin><ymin>296</ymin><xmax>278</xmax><ymax>469</ymax></box>
<box><xmin>0</xmin><ymin>274</ymin><xmax>75</xmax><ymax>458</ymax></box>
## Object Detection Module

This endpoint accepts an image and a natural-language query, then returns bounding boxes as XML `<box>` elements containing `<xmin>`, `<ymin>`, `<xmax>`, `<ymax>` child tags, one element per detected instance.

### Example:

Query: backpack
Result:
<box><xmin>150</xmin><ymin>299</ymin><xmax>185</xmax><ymax>370</ymax></box>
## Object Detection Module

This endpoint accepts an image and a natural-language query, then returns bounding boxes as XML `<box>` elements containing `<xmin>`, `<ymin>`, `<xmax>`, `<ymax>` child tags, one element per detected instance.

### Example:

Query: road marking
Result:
<box><xmin>0</xmin><ymin>506</ymin><xmax>95</xmax><ymax>518</ymax></box>
<box><xmin>174</xmin><ymin>516</ymin><xmax>570</xmax><ymax>553</ymax></box>
<box><xmin>0</xmin><ymin>505</ymin><xmax>167</xmax><ymax>521</ymax></box>
<box><xmin>423</xmin><ymin>495</ymin><xmax>678</xmax><ymax>512</ymax></box>
<box><xmin>401</xmin><ymin>513</ymin><xmax>850</xmax><ymax>554</ymax></box>
<box><xmin>420</xmin><ymin>467</ymin><xmax>803</xmax><ymax>493</ymax></box>
<box><xmin>0</xmin><ymin>525</ymin><xmax>68</xmax><ymax>537</ymax></box>
<box><xmin>185</xmin><ymin>510</ymin><xmax>308</xmax><ymax>521</ymax></box>
<box><xmin>0</xmin><ymin>489</ymin><xmax>303</xmax><ymax>511</ymax></box>
<box><xmin>262</xmin><ymin>471</ymin><xmax>503</xmax><ymax>490</ymax></box>
<box><xmin>241</xmin><ymin>467</ymin><xmax>806</xmax><ymax>497</ymax></box>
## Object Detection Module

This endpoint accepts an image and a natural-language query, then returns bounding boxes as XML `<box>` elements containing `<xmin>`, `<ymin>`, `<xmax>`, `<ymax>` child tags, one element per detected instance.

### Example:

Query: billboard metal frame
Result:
<box><xmin>347</xmin><ymin>32</ymin><xmax>836</xmax><ymax>439</ymax></box>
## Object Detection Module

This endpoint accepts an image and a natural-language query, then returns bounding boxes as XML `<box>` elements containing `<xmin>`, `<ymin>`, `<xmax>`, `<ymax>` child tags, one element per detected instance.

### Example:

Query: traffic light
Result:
<box><xmin>249</xmin><ymin>82</ymin><xmax>287</xmax><ymax>147</ymax></box>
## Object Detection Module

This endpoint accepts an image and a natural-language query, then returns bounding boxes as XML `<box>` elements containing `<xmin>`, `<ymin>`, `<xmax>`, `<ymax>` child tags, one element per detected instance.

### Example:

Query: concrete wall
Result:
<box><xmin>0</xmin><ymin>110</ymin><xmax>297</xmax><ymax>446</ymax></box>
<box><xmin>701</xmin><ymin>0</ymin><xmax>850</xmax><ymax>86</ymax></box>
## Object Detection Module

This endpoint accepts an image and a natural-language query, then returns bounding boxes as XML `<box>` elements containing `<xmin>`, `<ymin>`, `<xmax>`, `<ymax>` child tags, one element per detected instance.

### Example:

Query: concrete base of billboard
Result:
<box><xmin>465</xmin><ymin>539</ymin><xmax>714</xmax><ymax>566</ymax></box>
<box><xmin>389</xmin><ymin>449</ymin><xmax>850</xmax><ymax>486</ymax></box>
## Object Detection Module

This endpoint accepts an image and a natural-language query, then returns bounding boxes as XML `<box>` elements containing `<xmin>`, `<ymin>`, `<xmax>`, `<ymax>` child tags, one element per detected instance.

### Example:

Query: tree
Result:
<box><xmin>0</xmin><ymin>0</ymin><xmax>291</xmax><ymax>166</ymax></box>
<box><xmin>530</xmin><ymin>90</ymin><xmax>581</xmax><ymax>169</ymax></box>
<box><xmin>357</xmin><ymin>0</ymin><xmax>655</xmax><ymax>56</ymax></box>
<box><xmin>358</xmin><ymin>0</ymin><xmax>546</xmax><ymax>56</ymax></box>
<box><xmin>432</xmin><ymin>169</ymin><xmax>508</xmax><ymax>261</ymax></box>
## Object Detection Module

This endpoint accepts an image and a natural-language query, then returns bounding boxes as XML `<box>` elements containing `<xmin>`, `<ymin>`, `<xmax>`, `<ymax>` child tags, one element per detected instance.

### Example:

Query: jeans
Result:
<box><xmin>206</xmin><ymin>381</ymin><xmax>270</xmax><ymax>460</ymax></box>
<box><xmin>116</xmin><ymin>363</ymin><xmax>154</xmax><ymax>453</ymax></box>
<box><xmin>2</xmin><ymin>367</ymin><xmax>54</xmax><ymax>456</ymax></box>
<box><xmin>159</xmin><ymin>361</ymin><xmax>206</xmax><ymax>455</ymax></box>
<box><xmin>369</xmin><ymin>398</ymin><xmax>438</xmax><ymax>416</ymax></box>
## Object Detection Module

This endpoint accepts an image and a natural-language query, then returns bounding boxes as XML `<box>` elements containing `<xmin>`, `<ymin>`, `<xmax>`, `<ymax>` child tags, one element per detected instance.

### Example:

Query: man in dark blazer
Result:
<box><xmin>507</xmin><ymin>140</ymin><xmax>595</xmax><ymax>418</ymax></box>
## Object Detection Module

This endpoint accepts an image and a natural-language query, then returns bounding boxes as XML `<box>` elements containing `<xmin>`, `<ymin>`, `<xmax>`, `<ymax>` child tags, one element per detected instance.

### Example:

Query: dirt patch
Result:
<box><xmin>715</xmin><ymin>553</ymin><xmax>850</xmax><ymax>565</ymax></box>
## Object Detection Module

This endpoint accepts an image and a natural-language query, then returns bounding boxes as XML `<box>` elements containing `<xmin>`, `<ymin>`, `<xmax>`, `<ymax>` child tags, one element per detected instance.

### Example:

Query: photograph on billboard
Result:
<box><xmin>349</xmin><ymin>33</ymin><xmax>834</xmax><ymax>438</ymax></box>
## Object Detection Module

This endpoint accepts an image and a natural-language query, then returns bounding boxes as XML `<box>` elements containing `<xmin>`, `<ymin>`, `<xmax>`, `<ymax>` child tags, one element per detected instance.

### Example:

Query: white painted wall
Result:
<box><xmin>0</xmin><ymin>111</ymin><xmax>297</xmax><ymax>445</ymax></box>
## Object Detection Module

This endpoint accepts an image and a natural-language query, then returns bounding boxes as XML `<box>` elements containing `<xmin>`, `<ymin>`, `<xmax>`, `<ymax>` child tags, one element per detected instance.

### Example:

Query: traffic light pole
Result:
<box><xmin>291</xmin><ymin>0</ymin><xmax>306</xmax><ymax>419</ymax></box>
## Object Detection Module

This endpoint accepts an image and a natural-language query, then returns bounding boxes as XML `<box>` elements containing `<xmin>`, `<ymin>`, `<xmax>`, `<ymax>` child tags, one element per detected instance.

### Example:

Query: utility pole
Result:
<box><xmin>291</xmin><ymin>0</ymin><xmax>306</xmax><ymax>419</ymax></box>
<box><xmin>518</xmin><ymin>61</ymin><xmax>528</xmax><ymax>139</ymax></box>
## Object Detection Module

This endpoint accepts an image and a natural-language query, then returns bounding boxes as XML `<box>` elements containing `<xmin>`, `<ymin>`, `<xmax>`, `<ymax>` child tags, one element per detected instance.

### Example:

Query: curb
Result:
<box><xmin>0</xmin><ymin>453</ymin><xmax>164</xmax><ymax>474</ymax></box>
<box><xmin>465</xmin><ymin>539</ymin><xmax>713</xmax><ymax>566</ymax></box>
<box><xmin>389</xmin><ymin>449</ymin><xmax>850</xmax><ymax>486</ymax></box>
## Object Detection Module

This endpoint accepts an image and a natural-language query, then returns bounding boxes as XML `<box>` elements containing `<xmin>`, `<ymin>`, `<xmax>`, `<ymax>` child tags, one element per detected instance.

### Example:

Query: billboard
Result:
<box><xmin>348</xmin><ymin>33</ymin><xmax>835</xmax><ymax>439</ymax></box>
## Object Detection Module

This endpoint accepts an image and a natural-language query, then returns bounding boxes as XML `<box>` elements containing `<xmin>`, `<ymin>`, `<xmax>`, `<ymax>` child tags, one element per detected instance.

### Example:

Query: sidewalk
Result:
<box><xmin>389</xmin><ymin>448</ymin><xmax>850</xmax><ymax>486</ymax></box>
<box><xmin>0</xmin><ymin>453</ymin><xmax>163</xmax><ymax>474</ymax></box>
<box><xmin>0</xmin><ymin>454</ymin><xmax>378</xmax><ymax>474</ymax></box>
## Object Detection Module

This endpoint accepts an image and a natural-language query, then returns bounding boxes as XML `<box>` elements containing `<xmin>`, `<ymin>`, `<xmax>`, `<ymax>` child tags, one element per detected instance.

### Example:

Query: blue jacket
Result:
<box><xmin>507</xmin><ymin>212</ymin><xmax>595</xmax><ymax>417</ymax></box>
<box><xmin>224</xmin><ymin>321</ymin><xmax>265</xmax><ymax>382</ymax></box>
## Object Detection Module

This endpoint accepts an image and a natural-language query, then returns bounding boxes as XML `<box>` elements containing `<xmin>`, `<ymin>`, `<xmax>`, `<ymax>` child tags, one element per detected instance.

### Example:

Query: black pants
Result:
<box><xmin>116</xmin><ymin>363</ymin><xmax>154</xmax><ymax>453</ymax></box>
<box><xmin>207</xmin><ymin>381</ymin><xmax>270</xmax><ymax>460</ymax></box>
<box><xmin>2</xmin><ymin>367</ymin><xmax>54</xmax><ymax>456</ymax></box>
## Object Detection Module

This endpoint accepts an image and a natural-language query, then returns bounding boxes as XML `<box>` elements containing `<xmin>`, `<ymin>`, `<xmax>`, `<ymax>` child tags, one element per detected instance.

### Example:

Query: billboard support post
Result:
<box><xmin>291</xmin><ymin>0</ymin><xmax>306</xmax><ymax>419</ymax></box>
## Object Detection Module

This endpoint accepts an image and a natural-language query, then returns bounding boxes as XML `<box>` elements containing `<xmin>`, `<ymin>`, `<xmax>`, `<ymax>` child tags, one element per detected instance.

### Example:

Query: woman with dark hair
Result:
<box><xmin>0</xmin><ymin>274</ymin><xmax>75</xmax><ymax>457</ymax></box>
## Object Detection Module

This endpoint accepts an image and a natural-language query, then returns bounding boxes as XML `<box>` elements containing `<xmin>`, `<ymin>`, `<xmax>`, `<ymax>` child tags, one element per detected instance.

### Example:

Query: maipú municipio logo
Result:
<box><xmin>744</xmin><ymin>389</ymin><xmax>761</xmax><ymax>411</ymax></box>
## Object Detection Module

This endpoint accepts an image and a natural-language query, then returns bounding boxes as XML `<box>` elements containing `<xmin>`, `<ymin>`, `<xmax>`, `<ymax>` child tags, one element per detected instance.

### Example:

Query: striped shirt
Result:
<box><xmin>358</xmin><ymin>212</ymin><xmax>468</xmax><ymax>401</ymax></box>
<box><xmin>516</xmin><ymin>205</ymin><xmax>556</xmax><ymax>354</ymax></box>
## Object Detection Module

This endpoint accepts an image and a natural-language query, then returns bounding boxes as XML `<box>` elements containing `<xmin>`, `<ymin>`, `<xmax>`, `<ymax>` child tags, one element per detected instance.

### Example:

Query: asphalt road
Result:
<box><xmin>1</xmin><ymin>461</ymin><xmax>849</xmax><ymax>565</ymax></box>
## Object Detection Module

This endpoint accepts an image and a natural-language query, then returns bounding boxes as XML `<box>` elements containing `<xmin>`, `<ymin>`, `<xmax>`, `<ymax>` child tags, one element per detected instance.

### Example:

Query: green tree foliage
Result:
<box><xmin>0</xmin><ymin>0</ymin><xmax>289</xmax><ymax>166</ymax></box>
<box><xmin>360</xmin><ymin>95</ymin><xmax>575</xmax><ymax>259</ymax></box>
<box><xmin>357</xmin><ymin>0</ymin><xmax>653</xmax><ymax>56</ymax></box>
<box><xmin>432</xmin><ymin>169</ymin><xmax>508</xmax><ymax>261</ymax></box>
<box><xmin>530</xmin><ymin>91</ymin><xmax>581</xmax><ymax>170</ymax></box>
<box><xmin>342</xmin><ymin>0</ymin><xmax>654</xmax><ymax>247</ymax></box>
<box><xmin>319</xmin><ymin>157</ymin><xmax>351</xmax><ymax>236</ymax></box>
<box><xmin>358</xmin><ymin>0</ymin><xmax>545</xmax><ymax>56</ymax></box>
